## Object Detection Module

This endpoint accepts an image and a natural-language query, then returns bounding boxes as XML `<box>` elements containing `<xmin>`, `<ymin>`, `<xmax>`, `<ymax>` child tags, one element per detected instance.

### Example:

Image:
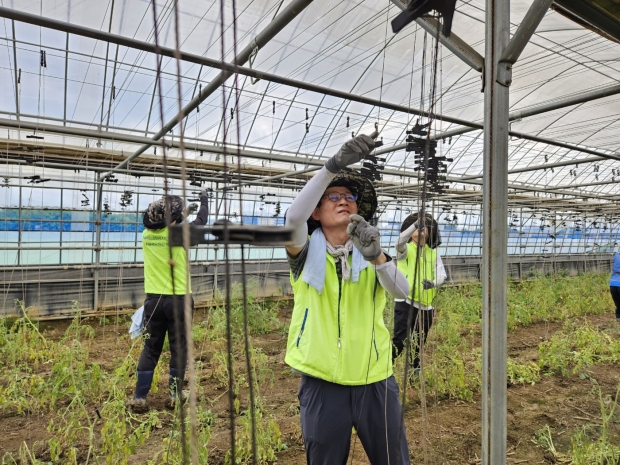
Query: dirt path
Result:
<box><xmin>1</xmin><ymin>311</ymin><xmax>619</xmax><ymax>464</ymax></box>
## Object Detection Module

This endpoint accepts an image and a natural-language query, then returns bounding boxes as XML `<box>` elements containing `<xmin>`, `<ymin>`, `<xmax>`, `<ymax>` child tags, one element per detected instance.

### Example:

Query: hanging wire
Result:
<box><xmin>218</xmin><ymin>1</ymin><xmax>238</xmax><ymax>462</ymax></box>
<box><xmin>229</xmin><ymin>0</ymin><xmax>259</xmax><ymax>460</ymax></box>
<box><xmin>170</xmin><ymin>0</ymin><xmax>201</xmax><ymax>461</ymax></box>
<box><xmin>149</xmin><ymin>1</ymin><xmax>189</xmax><ymax>463</ymax></box>
<box><xmin>397</xmin><ymin>18</ymin><xmax>443</xmax><ymax>465</ymax></box>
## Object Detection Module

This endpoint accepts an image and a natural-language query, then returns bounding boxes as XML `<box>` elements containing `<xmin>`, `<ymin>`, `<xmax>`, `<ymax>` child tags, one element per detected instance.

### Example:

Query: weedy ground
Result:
<box><xmin>1</xmin><ymin>272</ymin><xmax>619</xmax><ymax>464</ymax></box>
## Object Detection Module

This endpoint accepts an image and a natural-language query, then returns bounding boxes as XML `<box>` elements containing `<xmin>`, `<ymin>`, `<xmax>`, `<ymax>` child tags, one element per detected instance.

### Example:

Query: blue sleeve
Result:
<box><xmin>610</xmin><ymin>253</ymin><xmax>620</xmax><ymax>286</ymax></box>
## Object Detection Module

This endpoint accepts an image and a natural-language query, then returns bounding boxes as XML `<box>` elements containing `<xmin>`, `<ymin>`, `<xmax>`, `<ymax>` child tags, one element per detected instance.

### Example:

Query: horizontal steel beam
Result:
<box><xmin>496</xmin><ymin>0</ymin><xmax>554</xmax><ymax>86</ymax></box>
<box><xmin>461</xmin><ymin>154</ymin><xmax>619</xmax><ymax>181</ymax></box>
<box><xmin>0</xmin><ymin>260</ymin><xmax>289</xmax><ymax>272</ymax></box>
<box><xmin>1</xmin><ymin>161</ymin><xmax>301</xmax><ymax>198</ymax></box>
<box><xmin>509</xmin><ymin>130</ymin><xmax>620</xmax><ymax>161</ymax></box>
<box><xmin>464</xmin><ymin>157</ymin><xmax>604</xmax><ymax>180</ymax></box>
<box><xmin>101</xmin><ymin>0</ymin><xmax>317</xmax><ymax>180</ymax></box>
<box><xmin>1</xmin><ymin>118</ymin><xmax>617</xmax><ymax>201</ymax></box>
<box><xmin>0</xmin><ymin>117</ymin><xmax>329</xmax><ymax>166</ymax></box>
<box><xmin>426</xmin><ymin>82</ymin><xmax>620</xmax><ymax>144</ymax></box>
<box><xmin>444</xmin><ymin>174</ymin><xmax>620</xmax><ymax>201</ymax></box>
<box><xmin>376</xmin><ymin>126</ymin><xmax>620</xmax><ymax>161</ymax></box>
<box><xmin>509</xmin><ymin>83</ymin><xmax>620</xmax><ymax>121</ymax></box>
<box><xmin>0</xmin><ymin>5</ymin><xmax>477</xmax><ymax>133</ymax></box>
<box><xmin>552</xmin><ymin>178</ymin><xmax>620</xmax><ymax>190</ymax></box>
<box><xmin>4</xmin><ymin>6</ymin><xmax>619</xmax><ymax>166</ymax></box>
<box><xmin>240</xmin><ymin>166</ymin><xmax>321</xmax><ymax>187</ymax></box>
<box><xmin>389</xmin><ymin>0</ymin><xmax>484</xmax><ymax>72</ymax></box>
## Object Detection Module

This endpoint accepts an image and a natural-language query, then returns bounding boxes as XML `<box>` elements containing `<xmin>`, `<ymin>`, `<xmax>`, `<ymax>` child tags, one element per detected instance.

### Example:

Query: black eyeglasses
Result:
<box><xmin>322</xmin><ymin>192</ymin><xmax>358</xmax><ymax>202</ymax></box>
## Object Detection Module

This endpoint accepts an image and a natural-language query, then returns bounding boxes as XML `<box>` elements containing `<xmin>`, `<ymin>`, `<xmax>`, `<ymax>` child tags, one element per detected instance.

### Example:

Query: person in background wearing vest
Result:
<box><xmin>127</xmin><ymin>192</ymin><xmax>209</xmax><ymax>412</ymax></box>
<box><xmin>392</xmin><ymin>213</ymin><xmax>446</xmax><ymax>375</ymax></box>
<box><xmin>610</xmin><ymin>250</ymin><xmax>620</xmax><ymax>321</ymax></box>
<box><xmin>284</xmin><ymin>132</ymin><xmax>411</xmax><ymax>465</ymax></box>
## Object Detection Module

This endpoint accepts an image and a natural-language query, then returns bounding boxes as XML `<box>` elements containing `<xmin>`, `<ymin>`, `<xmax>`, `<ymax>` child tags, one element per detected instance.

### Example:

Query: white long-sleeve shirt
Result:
<box><xmin>284</xmin><ymin>166</ymin><xmax>409</xmax><ymax>299</ymax></box>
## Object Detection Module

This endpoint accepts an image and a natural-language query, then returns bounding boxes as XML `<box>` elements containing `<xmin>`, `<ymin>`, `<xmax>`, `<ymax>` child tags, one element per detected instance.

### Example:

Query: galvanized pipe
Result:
<box><xmin>481</xmin><ymin>0</ymin><xmax>509</xmax><ymax>461</ymax></box>
<box><xmin>99</xmin><ymin>0</ymin><xmax>325</xmax><ymax>179</ymax></box>
<box><xmin>93</xmin><ymin>181</ymin><xmax>103</xmax><ymax>311</ymax></box>
<box><xmin>0</xmin><ymin>259</ymin><xmax>288</xmax><ymax>272</ymax></box>
<box><xmin>496</xmin><ymin>0</ymin><xmax>554</xmax><ymax>85</ymax></box>
<box><xmin>0</xmin><ymin>6</ymin><xmax>480</xmax><ymax>139</ymax></box>
<box><xmin>461</xmin><ymin>155</ymin><xmax>617</xmax><ymax>180</ymax></box>
<box><xmin>0</xmin><ymin>117</ymin><xmax>331</xmax><ymax>167</ymax></box>
<box><xmin>389</xmin><ymin>0</ymin><xmax>485</xmax><ymax>72</ymax></box>
<box><xmin>378</xmin><ymin>122</ymin><xmax>620</xmax><ymax>161</ymax></box>
<box><xmin>11</xmin><ymin>20</ymin><xmax>19</xmax><ymax>118</ymax></box>
<box><xmin>431</xmin><ymin>83</ymin><xmax>620</xmax><ymax>143</ymax></box>
<box><xmin>2</xmin><ymin>5</ymin><xmax>620</xmax><ymax>166</ymax></box>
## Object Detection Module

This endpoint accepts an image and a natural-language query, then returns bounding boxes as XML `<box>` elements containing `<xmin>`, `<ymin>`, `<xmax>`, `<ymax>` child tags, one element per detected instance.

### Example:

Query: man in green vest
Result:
<box><xmin>284</xmin><ymin>133</ymin><xmax>411</xmax><ymax>464</ymax></box>
<box><xmin>127</xmin><ymin>192</ymin><xmax>208</xmax><ymax>412</ymax></box>
<box><xmin>392</xmin><ymin>213</ymin><xmax>446</xmax><ymax>375</ymax></box>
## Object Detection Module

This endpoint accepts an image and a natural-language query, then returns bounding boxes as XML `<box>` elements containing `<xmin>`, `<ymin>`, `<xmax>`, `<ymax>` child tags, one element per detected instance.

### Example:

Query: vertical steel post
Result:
<box><xmin>134</xmin><ymin>192</ymin><xmax>139</xmax><ymax>263</ymax></box>
<box><xmin>93</xmin><ymin>182</ymin><xmax>103</xmax><ymax>312</ymax></box>
<box><xmin>213</xmin><ymin>182</ymin><xmax>220</xmax><ymax>298</ymax></box>
<box><xmin>482</xmin><ymin>0</ymin><xmax>510</xmax><ymax>461</ymax></box>
<box><xmin>17</xmin><ymin>184</ymin><xmax>22</xmax><ymax>266</ymax></box>
<box><xmin>59</xmin><ymin>187</ymin><xmax>63</xmax><ymax>264</ymax></box>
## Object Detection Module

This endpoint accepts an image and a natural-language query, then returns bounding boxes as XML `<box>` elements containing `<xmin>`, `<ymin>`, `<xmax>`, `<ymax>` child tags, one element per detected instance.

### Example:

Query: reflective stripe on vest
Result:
<box><xmin>397</xmin><ymin>242</ymin><xmax>437</xmax><ymax>306</ymax></box>
<box><xmin>285</xmin><ymin>251</ymin><xmax>392</xmax><ymax>385</ymax></box>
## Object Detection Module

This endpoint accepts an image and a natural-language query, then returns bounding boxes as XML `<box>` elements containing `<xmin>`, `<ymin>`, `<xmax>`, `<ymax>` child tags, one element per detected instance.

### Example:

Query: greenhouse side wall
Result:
<box><xmin>0</xmin><ymin>254</ymin><xmax>613</xmax><ymax>318</ymax></box>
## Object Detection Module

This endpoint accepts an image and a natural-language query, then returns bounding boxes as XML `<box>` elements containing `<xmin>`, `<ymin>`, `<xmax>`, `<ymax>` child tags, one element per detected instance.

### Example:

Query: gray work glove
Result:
<box><xmin>346</xmin><ymin>214</ymin><xmax>382</xmax><ymax>262</ymax></box>
<box><xmin>422</xmin><ymin>279</ymin><xmax>435</xmax><ymax>290</ymax></box>
<box><xmin>325</xmin><ymin>131</ymin><xmax>379</xmax><ymax>173</ymax></box>
<box><xmin>182</xmin><ymin>203</ymin><xmax>198</xmax><ymax>221</ymax></box>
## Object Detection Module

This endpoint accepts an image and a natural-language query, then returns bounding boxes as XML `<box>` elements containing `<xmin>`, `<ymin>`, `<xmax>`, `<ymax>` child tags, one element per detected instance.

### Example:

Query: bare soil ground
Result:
<box><xmin>1</xmin><ymin>309</ymin><xmax>619</xmax><ymax>464</ymax></box>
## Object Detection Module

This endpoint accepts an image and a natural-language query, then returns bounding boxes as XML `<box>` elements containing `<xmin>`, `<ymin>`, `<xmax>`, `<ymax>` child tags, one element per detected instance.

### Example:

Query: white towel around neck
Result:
<box><xmin>302</xmin><ymin>228</ymin><xmax>368</xmax><ymax>294</ymax></box>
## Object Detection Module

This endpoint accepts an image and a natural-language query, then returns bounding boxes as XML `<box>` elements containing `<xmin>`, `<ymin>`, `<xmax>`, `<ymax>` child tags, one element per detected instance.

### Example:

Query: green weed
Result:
<box><xmin>227</xmin><ymin>407</ymin><xmax>286</xmax><ymax>465</ymax></box>
<box><xmin>507</xmin><ymin>358</ymin><xmax>540</xmax><ymax>385</ymax></box>
<box><xmin>434</xmin><ymin>272</ymin><xmax>613</xmax><ymax>330</ymax></box>
<box><xmin>423</xmin><ymin>310</ymin><xmax>480</xmax><ymax>401</ymax></box>
<box><xmin>150</xmin><ymin>401</ymin><xmax>213</xmax><ymax>465</ymax></box>
<box><xmin>208</xmin><ymin>282</ymin><xmax>283</xmax><ymax>341</ymax></box>
<box><xmin>539</xmin><ymin>321</ymin><xmax>620</xmax><ymax>376</ymax></box>
<box><xmin>532</xmin><ymin>425</ymin><xmax>569</xmax><ymax>463</ymax></box>
<box><xmin>396</xmin><ymin>272</ymin><xmax>611</xmax><ymax>400</ymax></box>
<box><xmin>533</xmin><ymin>382</ymin><xmax>620</xmax><ymax>464</ymax></box>
<box><xmin>0</xmin><ymin>301</ymin><xmax>158</xmax><ymax>463</ymax></box>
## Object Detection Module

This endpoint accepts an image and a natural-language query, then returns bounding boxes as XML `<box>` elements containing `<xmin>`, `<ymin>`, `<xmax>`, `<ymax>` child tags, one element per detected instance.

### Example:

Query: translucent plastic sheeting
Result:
<box><xmin>0</xmin><ymin>0</ymin><xmax>619</xmax><ymax>215</ymax></box>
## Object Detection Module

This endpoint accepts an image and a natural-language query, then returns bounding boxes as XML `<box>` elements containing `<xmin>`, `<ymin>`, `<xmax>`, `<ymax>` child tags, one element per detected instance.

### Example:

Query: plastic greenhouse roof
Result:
<box><xmin>1</xmin><ymin>0</ymin><xmax>620</xmax><ymax>202</ymax></box>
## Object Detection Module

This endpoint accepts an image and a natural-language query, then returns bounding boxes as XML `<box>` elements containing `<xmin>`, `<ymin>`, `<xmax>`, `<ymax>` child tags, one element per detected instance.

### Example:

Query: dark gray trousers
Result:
<box><xmin>611</xmin><ymin>286</ymin><xmax>620</xmax><ymax>319</ymax></box>
<box><xmin>392</xmin><ymin>300</ymin><xmax>434</xmax><ymax>368</ymax></box>
<box><xmin>298</xmin><ymin>375</ymin><xmax>410</xmax><ymax>465</ymax></box>
<box><xmin>137</xmin><ymin>294</ymin><xmax>194</xmax><ymax>372</ymax></box>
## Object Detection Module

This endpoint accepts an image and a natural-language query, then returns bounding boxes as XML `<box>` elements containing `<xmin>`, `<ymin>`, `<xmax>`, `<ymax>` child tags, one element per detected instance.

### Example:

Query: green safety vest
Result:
<box><xmin>285</xmin><ymin>251</ymin><xmax>392</xmax><ymax>385</ymax></box>
<box><xmin>142</xmin><ymin>228</ymin><xmax>191</xmax><ymax>295</ymax></box>
<box><xmin>397</xmin><ymin>242</ymin><xmax>437</xmax><ymax>306</ymax></box>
